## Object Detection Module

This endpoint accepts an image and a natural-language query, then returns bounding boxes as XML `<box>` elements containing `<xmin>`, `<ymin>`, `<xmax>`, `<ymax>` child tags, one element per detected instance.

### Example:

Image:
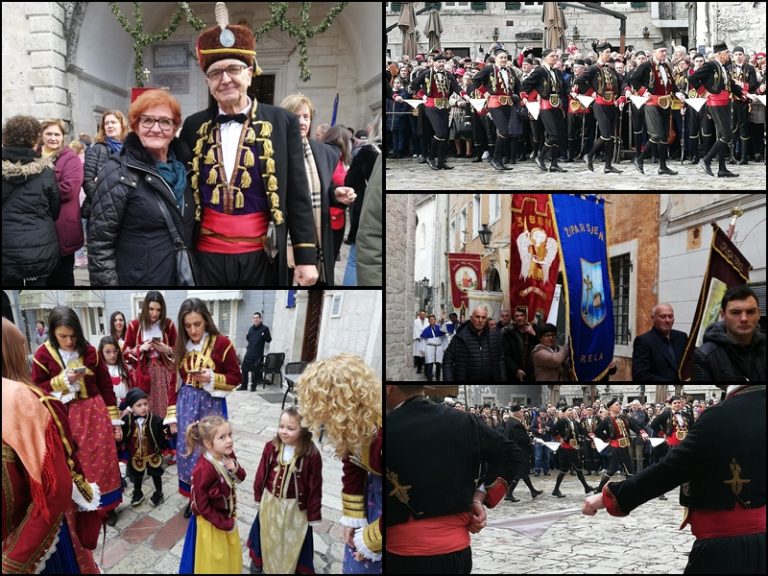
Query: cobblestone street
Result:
<box><xmin>386</xmin><ymin>157</ymin><xmax>767</xmax><ymax>191</ymax></box>
<box><xmin>469</xmin><ymin>474</ymin><xmax>694</xmax><ymax>574</ymax></box>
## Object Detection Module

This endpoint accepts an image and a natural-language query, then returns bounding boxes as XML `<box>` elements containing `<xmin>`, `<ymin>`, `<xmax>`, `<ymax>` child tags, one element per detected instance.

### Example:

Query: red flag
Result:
<box><xmin>510</xmin><ymin>194</ymin><xmax>560</xmax><ymax>323</ymax></box>
<box><xmin>447</xmin><ymin>253</ymin><xmax>483</xmax><ymax>312</ymax></box>
<box><xmin>678</xmin><ymin>223</ymin><xmax>752</xmax><ymax>380</ymax></box>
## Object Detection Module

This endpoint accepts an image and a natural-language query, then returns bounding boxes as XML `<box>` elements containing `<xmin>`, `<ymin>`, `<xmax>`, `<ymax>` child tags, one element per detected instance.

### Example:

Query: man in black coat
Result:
<box><xmin>504</xmin><ymin>404</ymin><xmax>543</xmax><ymax>501</ymax></box>
<box><xmin>632</xmin><ymin>303</ymin><xmax>687</xmax><ymax>381</ymax></box>
<box><xmin>442</xmin><ymin>304</ymin><xmax>506</xmax><ymax>382</ymax></box>
<box><xmin>237</xmin><ymin>312</ymin><xmax>272</xmax><ymax>391</ymax></box>
<box><xmin>693</xmin><ymin>285</ymin><xmax>766</xmax><ymax>381</ymax></box>
<box><xmin>179</xmin><ymin>7</ymin><xmax>318</xmax><ymax>286</ymax></box>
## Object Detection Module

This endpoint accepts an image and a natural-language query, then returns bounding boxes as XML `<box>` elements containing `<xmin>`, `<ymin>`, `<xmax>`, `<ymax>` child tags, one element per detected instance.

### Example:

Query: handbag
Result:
<box><xmin>152</xmin><ymin>193</ymin><xmax>198</xmax><ymax>286</ymax></box>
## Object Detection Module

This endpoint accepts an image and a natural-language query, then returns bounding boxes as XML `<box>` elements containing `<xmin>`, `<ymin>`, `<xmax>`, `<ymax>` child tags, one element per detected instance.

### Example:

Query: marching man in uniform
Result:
<box><xmin>688</xmin><ymin>42</ymin><xmax>745</xmax><ymax>178</ymax></box>
<box><xmin>630</xmin><ymin>42</ymin><xmax>679</xmax><ymax>176</ymax></box>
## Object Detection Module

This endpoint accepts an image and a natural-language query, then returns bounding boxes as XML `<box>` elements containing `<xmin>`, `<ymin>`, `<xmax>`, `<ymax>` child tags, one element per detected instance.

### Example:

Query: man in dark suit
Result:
<box><xmin>632</xmin><ymin>303</ymin><xmax>687</xmax><ymax>381</ymax></box>
<box><xmin>179</xmin><ymin>4</ymin><xmax>318</xmax><ymax>286</ymax></box>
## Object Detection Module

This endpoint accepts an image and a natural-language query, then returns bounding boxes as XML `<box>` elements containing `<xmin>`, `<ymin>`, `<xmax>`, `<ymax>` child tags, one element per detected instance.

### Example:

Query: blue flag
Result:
<box><xmin>331</xmin><ymin>93</ymin><xmax>339</xmax><ymax>126</ymax></box>
<box><xmin>550</xmin><ymin>194</ymin><xmax>614</xmax><ymax>381</ymax></box>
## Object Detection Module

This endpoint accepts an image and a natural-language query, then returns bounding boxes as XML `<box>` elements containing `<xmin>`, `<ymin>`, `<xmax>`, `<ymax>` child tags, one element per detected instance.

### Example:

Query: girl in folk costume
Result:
<box><xmin>247</xmin><ymin>406</ymin><xmax>323</xmax><ymax>574</ymax></box>
<box><xmin>3</xmin><ymin>318</ymin><xmax>101</xmax><ymax>574</ymax></box>
<box><xmin>99</xmin><ymin>335</ymin><xmax>129</xmax><ymax>409</ymax></box>
<box><xmin>123</xmin><ymin>291</ymin><xmax>179</xmax><ymax>437</ymax></box>
<box><xmin>31</xmin><ymin>306</ymin><xmax>123</xmax><ymax>528</ymax></box>
<box><xmin>174</xmin><ymin>298</ymin><xmax>242</xmax><ymax>517</ymax></box>
<box><xmin>297</xmin><ymin>354</ymin><xmax>382</xmax><ymax>574</ymax></box>
<box><xmin>110</xmin><ymin>310</ymin><xmax>127</xmax><ymax>350</ymax></box>
<box><xmin>179</xmin><ymin>416</ymin><xmax>246</xmax><ymax>574</ymax></box>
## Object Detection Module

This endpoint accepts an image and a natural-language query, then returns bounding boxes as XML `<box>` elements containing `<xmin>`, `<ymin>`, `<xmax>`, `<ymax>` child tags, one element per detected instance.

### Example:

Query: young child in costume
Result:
<box><xmin>247</xmin><ymin>406</ymin><xmax>323</xmax><ymax>574</ymax></box>
<box><xmin>179</xmin><ymin>416</ymin><xmax>246</xmax><ymax>574</ymax></box>
<box><xmin>297</xmin><ymin>354</ymin><xmax>382</xmax><ymax>574</ymax></box>
<box><xmin>121</xmin><ymin>388</ymin><xmax>168</xmax><ymax>507</ymax></box>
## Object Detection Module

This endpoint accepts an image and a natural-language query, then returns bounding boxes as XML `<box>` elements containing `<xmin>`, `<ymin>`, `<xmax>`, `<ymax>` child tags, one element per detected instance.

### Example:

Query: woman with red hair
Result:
<box><xmin>88</xmin><ymin>89</ymin><xmax>196</xmax><ymax>285</ymax></box>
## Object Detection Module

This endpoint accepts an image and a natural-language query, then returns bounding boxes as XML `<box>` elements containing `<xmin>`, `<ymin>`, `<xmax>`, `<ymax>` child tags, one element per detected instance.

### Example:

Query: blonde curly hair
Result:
<box><xmin>296</xmin><ymin>354</ymin><xmax>381</xmax><ymax>458</ymax></box>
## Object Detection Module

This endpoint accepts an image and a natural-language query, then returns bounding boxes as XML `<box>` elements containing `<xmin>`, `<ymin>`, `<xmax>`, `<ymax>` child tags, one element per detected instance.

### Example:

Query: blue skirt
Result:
<box><xmin>176</xmin><ymin>385</ymin><xmax>228</xmax><ymax>495</ymax></box>
<box><xmin>41</xmin><ymin>518</ymin><xmax>79</xmax><ymax>574</ymax></box>
<box><xmin>343</xmin><ymin>473</ymin><xmax>382</xmax><ymax>574</ymax></box>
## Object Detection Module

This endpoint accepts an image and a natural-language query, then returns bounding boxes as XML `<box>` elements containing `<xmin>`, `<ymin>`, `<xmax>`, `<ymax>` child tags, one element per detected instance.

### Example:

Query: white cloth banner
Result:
<box><xmin>593</xmin><ymin>437</ymin><xmax>609</xmax><ymax>453</ymax></box>
<box><xmin>577</xmin><ymin>95</ymin><xmax>595</xmax><ymax>108</ymax></box>
<box><xmin>469</xmin><ymin>98</ymin><xmax>487</xmax><ymax>113</ymax></box>
<box><xmin>546</xmin><ymin>284</ymin><xmax>562</xmax><ymax>326</ymax></box>
<box><xmin>534</xmin><ymin>438</ymin><xmax>560</xmax><ymax>453</ymax></box>
<box><xmin>649</xmin><ymin>437</ymin><xmax>666</xmax><ymax>447</ymax></box>
<box><xmin>404</xmin><ymin>99</ymin><xmax>424</xmax><ymax>109</ymax></box>
<box><xmin>686</xmin><ymin>98</ymin><xmax>708</xmax><ymax>113</ymax></box>
<box><xmin>630</xmin><ymin>95</ymin><xmax>650</xmax><ymax>109</ymax></box>
<box><xmin>526</xmin><ymin>101</ymin><xmax>541</xmax><ymax>120</ymax></box>
<box><xmin>756</xmin><ymin>95</ymin><xmax>766</xmax><ymax>107</ymax></box>
<box><xmin>486</xmin><ymin>507</ymin><xmax>583</xmax><ymax>540</ymax></box>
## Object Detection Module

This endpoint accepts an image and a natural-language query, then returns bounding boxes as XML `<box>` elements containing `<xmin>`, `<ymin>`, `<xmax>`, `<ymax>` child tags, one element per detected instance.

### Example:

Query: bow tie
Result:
<box><xmin>216</xmin><ymin>113</ymin><xmax>247</xmax><ymax>124</ymax></box>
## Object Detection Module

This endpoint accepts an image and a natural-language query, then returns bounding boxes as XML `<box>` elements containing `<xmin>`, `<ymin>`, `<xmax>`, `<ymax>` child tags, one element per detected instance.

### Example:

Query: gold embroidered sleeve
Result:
<box><xmin>342</xmin><ymin>492</ymin><xmax>366</xmax><ymax>519</ymax></box>
<box><xmin>362</xmin><ymin>519</ymin><xmax>382</xmax><ymax>553</ymax></box>
<box><xmin>49</xmin><ymin>372</ymin><xmax>68</xmax><ymax>393</ymax></box>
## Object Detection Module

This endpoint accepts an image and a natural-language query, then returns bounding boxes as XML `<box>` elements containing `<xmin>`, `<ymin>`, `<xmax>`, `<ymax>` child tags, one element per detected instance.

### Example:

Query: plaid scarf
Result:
<box><xmin>300</xmin><ymin>138</ymin><xmax>324</xmax><ymax>282</ymax></box>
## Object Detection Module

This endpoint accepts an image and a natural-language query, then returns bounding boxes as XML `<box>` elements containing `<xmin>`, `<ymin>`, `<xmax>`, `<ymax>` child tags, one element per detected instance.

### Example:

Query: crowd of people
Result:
<box><xmin>386</xmin><ymin>383</ymin><xmax>765</xmax><ymax>574</ymax></box>
<box><xmin>3</xmin><ymin>4</ymin><xmax>382</xmax><ymax>287</ymax></box>
<box><xmin>412</xmin><ymin>284</ymin><xmax>765</xmax><ymax>382</ymax></box>
<box><xmin>2</xmin><ymin>292</ymin><xmax>382</xmax><ymax>574</ymax></box>
<box><xmin>386</xmin><ymin>41</ymin><xmax>766</xmax><ymax>176</ymax></box>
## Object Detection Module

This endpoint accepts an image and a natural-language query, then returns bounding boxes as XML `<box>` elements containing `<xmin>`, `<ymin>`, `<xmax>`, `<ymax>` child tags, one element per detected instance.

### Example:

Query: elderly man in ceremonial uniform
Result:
<box><xmin>180</xmin><ymin>2</ymin><xmax>320</xmax><ymax>286</ymax></box>
<box><xmin>386</xmin><ymin>385</ymin><xmax>525</xmax><ymax>574</ymax></box>
<box><xmin>688</xmin><ymin>42</ymin><xmax>745</xmax><ymax>178</ymax></box>
<box><xmin>730</xmin><ymin>47</ymin><xmax>760</xmax><ymax>165</ymax></box>
<box><xmin>407</xmin><ymin>53</ymin><xmax>470</xmax><ymax>170</ymax></box>
<box><xmin>584</xmin><ymin>385</ymin><xmax>765</xmax><ymax>574</ymax></box>
<box><xmin>573</xmin><ymin>42</ymin><xmax>626</xmax><ymax>174</ymax></box>
<box><xmin>521</xmin><ymin>49</ymin><xmax>569</xmax><ymax>173</ymax></box>
<box><xmin>631</xmin><ymin>41</ymin><xmax>679</xmax><ymax>176</ymax></box>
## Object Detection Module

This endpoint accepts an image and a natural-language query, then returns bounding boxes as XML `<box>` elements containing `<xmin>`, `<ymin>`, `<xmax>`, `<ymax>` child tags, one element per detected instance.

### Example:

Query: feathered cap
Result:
<box><xmin>196</xmin><ymin>2</ymin><xmax>261</xmax><ymax>75</ymax></box>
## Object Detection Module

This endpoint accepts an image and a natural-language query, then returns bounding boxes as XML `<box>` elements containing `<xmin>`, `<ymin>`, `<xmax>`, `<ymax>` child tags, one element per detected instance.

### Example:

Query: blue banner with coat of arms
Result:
<box><xmin>550</xmin><ymin>194</ymin><xmax>614</xmax><ymax>381</ymax></box>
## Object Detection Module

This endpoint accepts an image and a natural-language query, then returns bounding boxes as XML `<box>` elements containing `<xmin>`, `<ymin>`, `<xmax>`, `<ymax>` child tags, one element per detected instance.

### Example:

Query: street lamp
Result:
<box><xmin>479</xmin><ymin>224</ymin><xmax>492</xmax><ymax>247</ymax></box>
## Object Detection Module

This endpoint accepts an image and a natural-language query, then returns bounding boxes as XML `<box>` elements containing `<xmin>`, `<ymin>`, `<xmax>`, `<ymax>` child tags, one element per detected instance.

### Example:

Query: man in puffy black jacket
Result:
<box><xmin>693</xmin><ymin>285</ymin><xmax>766</xmax><ymax>381</ymax></box>
<box><xmin>442</xmin><ymin>304</ymin><xmax>506</xmax><ymax>382</ymax></box>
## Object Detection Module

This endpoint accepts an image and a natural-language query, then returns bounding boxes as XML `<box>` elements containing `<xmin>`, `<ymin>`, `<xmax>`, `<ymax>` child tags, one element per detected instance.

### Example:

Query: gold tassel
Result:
<box><xmin>272</xmin><ymin>209</ymin><xmax>284</xmax><ymax>225</ymax></box>
<box><xmin>192</xmin><ymin>156</ymin><xmax>199</xmax><ymax>173</ymax></box>
<box><xmin>207</xmin><ymin>133</ymin><xmax>214</xmax><ymax>145</ymax></box>
<box><xmin>266</xmin><ymin>158</ymin><xmax>275</xmax><ymax>174</ymax></box>
<box><xmin>197</xmin><ymin>121</ymin><xmax>210</xmax><ymax>136</ymax></box>
<box><xmin>244</xmin><ymin>148</ymin><xmax>255</xmax><ymax>168</ymax></box>
<box><xmin>268</xmin><ymin>176</ymin><xmax>278</xmax><ymax>192</ymax></box>
<box><xmin>194</xmin><ymin>139</ymin><xmax>204</xmax><ymax>155</ymax></box>
<box><xmin>244</xmin><ymin>128</ymin><xmax>256</xmax><ymax>144</ymax></box>
<box><xmin>235</xmin><ymin>190</ymin><xmax>244</xmax><ymax>209</ymax></box>
<box><xmin>263</xmin><ymin>139</ymin><xmax>273</xmax><ymax>156</ymax></box>
<box><xmin>254</xmin><ymin>63</ymin><xmax>263</xmax><ymax>77</ymax></box>
<box><xmin>240</xmin><ymin>170</ymin><xmax>252</xmax><ymax>189</ymax></box>
<box><xmin>211</xmin><ymin>185</ymin><xmax>220</xmax><ymax>205</ymax></box>
<box><xmin>204</xmin><ymin>148</ymin><xmax>216</xmax><ymax>165</ymax></box>
<box><xmin>260</xmin><ymin>122</ymin><xmax>272</xmax><ymax>138</ymax></box>
<box><xmin>207</xmin><ymin>168</ymin><xmax>218</xmax><ymax>186</ymax></box>
<box><xmin>195</xmin><ymin>205</ymin><xmax>201</xmax><ymax>222</ymax></box>
<box><xmin>191</xmin><ymin>173</ymin><xmax>198</xmax><ymax>190</ymax></box>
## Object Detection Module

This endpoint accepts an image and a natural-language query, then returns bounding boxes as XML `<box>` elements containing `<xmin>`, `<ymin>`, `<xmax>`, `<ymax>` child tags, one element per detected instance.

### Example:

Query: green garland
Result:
<box><xmin>254</xmin><ymin>2</ymin><xmax>348</xmax><ymax>82</ymax></box>
<box><xmin>110</xmin><ymin>2</ymin><xmax>347</xmax><ymax>86</ymax></box>
<box><xmin>108</xmin><ymin>2</ymin><xmax>206</xmax><ymax>86</ymax></box>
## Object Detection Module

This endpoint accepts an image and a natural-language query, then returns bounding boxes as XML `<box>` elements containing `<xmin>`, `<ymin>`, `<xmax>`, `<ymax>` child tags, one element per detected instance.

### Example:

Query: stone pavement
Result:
<box><xmin>98</xmin><ymin>384</ymin><xmax>348</xmax><ymax>574</ymax></box>
<box><xmin>470</xmin><ymin>473</ymin><xmax>695</xmax><ymax>574</ymax></box>
<box><xmin>386</xmin><ymin>157</ymin><xmax>768</xmax><ymax>191</ymax></box>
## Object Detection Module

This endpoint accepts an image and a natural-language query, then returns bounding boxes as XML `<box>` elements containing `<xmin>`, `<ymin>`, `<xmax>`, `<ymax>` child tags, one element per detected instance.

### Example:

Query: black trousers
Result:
<box><xmin>708</xmin><ymin>104</ymin><xmax>733</xmax><ymax>144</ymax></box>
<box><xmin>196</xmin><ymin>250</ymin><xmax>275</xmax><ymax>286</ymax></box>
<box><xmin>424</xmin><ymin>106</ymin><xmax>451</xmax><ymax>140</ymax></box>
<box><xmin>605</xmin><ymin>445</ymin><xmax>633</xmax><ymax>476</ymax></box>
<box><xmin>644</xmin><ymin>105</ymin><xmax>671</xmax><ymax>144</ymax></box>
<box><xmin>594</xmin><ymin>104</ymin><xmax>618</xmax><ymax>140</ymax></box>
<box><xmin>241</xmin><ymin>354</ymin><xmax>264</xmax><ymax>386</ymax></box>
<box><xmin>540</xmin><ymin>108</ymin><xmax>566</xmax><ymax>147</ymax></box>
<box><xmin>386</xmin><ymin>546</ymin><xmax>472</xmax><ymax>574</ymax></box>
